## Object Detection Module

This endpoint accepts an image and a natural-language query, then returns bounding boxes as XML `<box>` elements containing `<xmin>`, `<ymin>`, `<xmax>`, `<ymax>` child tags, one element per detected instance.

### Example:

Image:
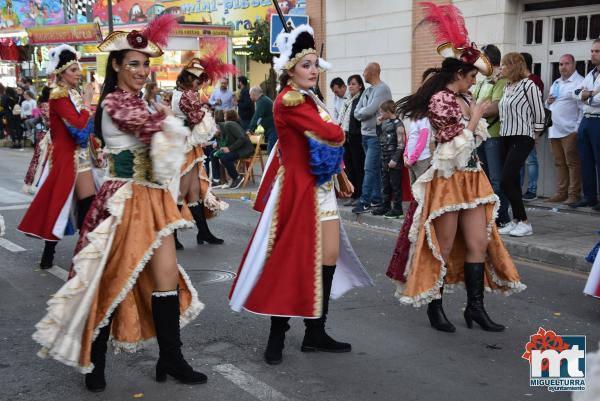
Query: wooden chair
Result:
<box><xmin>236</xmin><ymin>134</ymin><xmax>265</xmax><ymax>188</ymax></box>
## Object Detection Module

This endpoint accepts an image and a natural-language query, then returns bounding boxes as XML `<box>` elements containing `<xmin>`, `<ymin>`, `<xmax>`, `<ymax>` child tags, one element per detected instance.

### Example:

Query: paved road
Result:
<box><xmin>0</xmin><ymin>148</ymin><xmax>598</xmax><ymax>401</ymax></box>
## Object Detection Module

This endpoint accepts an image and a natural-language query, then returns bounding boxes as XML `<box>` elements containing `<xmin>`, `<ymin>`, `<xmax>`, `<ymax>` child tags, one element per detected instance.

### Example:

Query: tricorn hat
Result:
<box><xmin>421</xmin><ymin>2</ymin><xmax>492</xmax><ymax>76</ymax></box>
<box><xmin>98</xmin><ymin>15</ymin><xmax>179</xmax><ymax>57</ymax></box>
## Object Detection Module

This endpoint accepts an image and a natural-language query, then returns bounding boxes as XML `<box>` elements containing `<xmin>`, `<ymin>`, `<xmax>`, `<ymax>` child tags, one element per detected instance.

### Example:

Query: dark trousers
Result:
<box><xmin>380</xmin><ymin>157</ymin><xmax>403</xmax><ymax>209</ymax></box>
<box><xmin>212</xmin><ymin>150</ymin><xmax>240</xmax><ymax>181</ymax></box>
<box><xmin>266</xmin><ymin>128</ymin><xmax>278</xmax><ymax>155</ymax></box>
<box><xmin>343</xmin><ymin>133</ymin><xmax>365</xmax><ymax>199</ymax></box>
<box><xmin>577</xmin><ymin>117</ymin><xmax>600</xmax><ymax>203</ymax></box>
<box><xmin>500</xmin><ymin>135</ymin><xmax>535</xmax><ymax>222</ymax></box>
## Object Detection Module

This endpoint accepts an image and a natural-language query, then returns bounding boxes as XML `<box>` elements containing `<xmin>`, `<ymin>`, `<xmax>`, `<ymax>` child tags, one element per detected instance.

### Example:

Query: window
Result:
<box><xmin>553</xmin><ymin>18</ymin><xmax>563</xmax><ymax>42</ymax></box>
<box><xmin>533</xmin><ymin>63</ymin><xmax>542</xmax><ymax>78</ymax></box>
<box><xmin>565</xmin><ymin>17</ymin><xmax>576</xmax><ymax>41</ymax></box>
<box><xmin>591</xmin><ymin>14</ymin><xmax>600</xmax><ymax>39</ymax></box>
<box><xmin>576</xmin><ymin>60</ymin><xmax>587</xmax><ymax>77</ymax></box>
<box><xmin>551</xmin><ymin>62</ymin><xmax>560</xmax><ymax>83</ymax></box>
<box><xmin>535</xmin><ymin>20</ymin><xmax>544</xmax><ymax>43</ymax></box>
<box><xmin>526</xmin><ymin>21</ymin><xmax>534</xmax><ymax>44</ymax></box>
<box><xmin>525</xmin><ymin>19</ymin><xmax>544</xmax><ymax>44</ymax></box>
<box><xmin>577</xmin><ymin>16</ymin><xmax>589</xmax><ymax>40</ymax></box>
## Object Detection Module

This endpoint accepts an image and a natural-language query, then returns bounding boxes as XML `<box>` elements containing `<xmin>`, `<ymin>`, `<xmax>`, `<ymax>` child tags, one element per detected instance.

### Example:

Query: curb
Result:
<box><xmin>337</xmin><ymin>207</ymin><xmax>590</xmax><ymax>273</ymax></box>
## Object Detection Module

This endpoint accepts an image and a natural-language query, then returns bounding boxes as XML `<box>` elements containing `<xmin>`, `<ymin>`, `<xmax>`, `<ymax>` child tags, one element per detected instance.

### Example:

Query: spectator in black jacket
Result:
<box><xmin>237</xmin><ymin>76</ymin><xmax>254</xmax><ymax>130</ymax></box>
<box><xmin>337</xmin><ymin>74</ymin><xmax>366</xmax><ymax>206</ymax></box>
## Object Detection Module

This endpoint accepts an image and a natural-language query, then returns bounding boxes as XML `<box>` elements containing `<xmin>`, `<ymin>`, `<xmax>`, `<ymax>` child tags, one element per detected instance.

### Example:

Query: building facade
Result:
<box><xmin>324</xmin><ymin>0</ymin><xmax>600</xmax><ymax>197</ymax></box>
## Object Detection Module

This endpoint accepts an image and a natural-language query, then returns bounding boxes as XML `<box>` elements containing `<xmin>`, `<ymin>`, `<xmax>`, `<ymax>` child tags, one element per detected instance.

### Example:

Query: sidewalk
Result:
<box><xmin>215</xmin><ymin>183</ymin><xmax>599</xmax><ymax>272</ymax></box>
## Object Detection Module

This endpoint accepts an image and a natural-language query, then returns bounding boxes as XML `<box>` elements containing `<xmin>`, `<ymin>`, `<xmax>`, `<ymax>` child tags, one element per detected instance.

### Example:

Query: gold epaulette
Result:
<box><xmin>49</xmin><ymin>86</ymin><xmax>69</xmax><ymax>100</ymax></box>
<box><xmin>282</xmin><ymin>90</ymin><xmax>305</xmax><ymax>107</ymax></box>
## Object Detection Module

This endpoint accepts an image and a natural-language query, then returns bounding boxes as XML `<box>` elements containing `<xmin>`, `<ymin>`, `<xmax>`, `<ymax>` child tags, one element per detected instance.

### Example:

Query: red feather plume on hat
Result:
<box><xmin>200</xmin><ymin>41</ymin><xmax>238</xmax><ymax>82</ymax></box>
<box><xmin>141</xmin><ymin>14</ymin><xmax>179</xmax><ymax>48</ymax></box>
<box><xmin>420</xmin><ymin>2</ymin><xmax>470</xmax><ymax>49</ymax></box>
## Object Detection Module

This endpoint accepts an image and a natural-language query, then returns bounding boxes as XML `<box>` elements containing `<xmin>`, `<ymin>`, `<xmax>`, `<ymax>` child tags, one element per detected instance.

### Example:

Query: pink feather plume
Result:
<box><xmin>420</xmin><ymin>2</ymin><xmax>470</xmax><ymax>48</ymax></box>
<box><xmin>200</xmin><ymin>41</ymin><xmax>238</xmax><ymax>82</ymax></box>
<box><xmin>142</xmin><ymin>14</ymin><xmax>179</xmax><ymax>48</ymax></box>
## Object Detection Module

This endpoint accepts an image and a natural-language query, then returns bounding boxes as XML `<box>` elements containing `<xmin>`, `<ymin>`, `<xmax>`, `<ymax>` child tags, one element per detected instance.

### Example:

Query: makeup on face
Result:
<box><xmin>289</xmin><ymin>54</ymin><xmax>319</xmax><ymax>91</ymax></box>
<box><xmin>117</xmin><ymin>51</ymin><xmax>151</xmax><ymax>93</ymax></box>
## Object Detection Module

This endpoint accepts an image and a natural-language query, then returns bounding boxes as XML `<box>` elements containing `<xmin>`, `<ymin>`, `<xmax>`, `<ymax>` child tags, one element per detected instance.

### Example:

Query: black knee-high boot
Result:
<box><xmin>174</xmin><ymin>204</ymin><xmax>184</xmax><ymax>250</ymax></box>
<box><xmin>40</xmin><ymin>240</ymin><xmax>57</xmax><ymax>269</ymax></box>
<box><xmin>301</xmin><ymin>265</ymin><xmax>351</xmax><ymax>353</ymax></box>
<box><xmin>264</xmin><ymin>316</ymin><xmax>291</xmax><ymax>365</ymax></box>
<box><xmin>85</xmin><ymin>317</ymin><xmax>113</xmax><ymax>392</ymax></box>
<box><xmin>427</xmin><ymin>286</ymin><xmax>456</xmax><ymax>333</ymax></box>
<box><xmin>189</xmin><ymin>203</ymin><xmax>223</xmax><ymax>245</ymax></box>
<box><xmin>152</xmin><ymin>290</ymin><xmax>207</xmax><ymax>384</ymax></box>
<box><xmin>77</xmin><ymin>195</ymin><xmax>95</xmax><ymax>230</ymax></box>
<box><xmin>463</xmin><ymin>262</ymin><xmax>505</xmax><ymax>332</ymax></box>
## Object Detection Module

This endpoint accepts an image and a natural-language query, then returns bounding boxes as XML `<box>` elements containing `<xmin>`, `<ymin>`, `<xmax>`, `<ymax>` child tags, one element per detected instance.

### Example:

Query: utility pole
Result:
<box><xmin>108</xmin><ymin>0</ymin><xmax>114</xmax><ymax>33</ymax></box>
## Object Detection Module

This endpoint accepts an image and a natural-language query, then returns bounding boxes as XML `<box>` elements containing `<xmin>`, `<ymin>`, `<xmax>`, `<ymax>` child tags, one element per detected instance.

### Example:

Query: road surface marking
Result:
<box><xmin>213</xmin><ymin>364</ymin><xmax>291</xmax><ymax>401</ymax></box>
<box><xmin>45</xmin><ymin>266</ymin><xmax>68</xmax><ymax>281</ymax></box>
<box><xmin>0</xmin><ymin>204</ymin><xmax>30</xmax><ymax>211</ymax></box>
<box><xmin>0</xmin><ymin>186</ymin><xmax>32</xmax><ymax>204</ymax></box>
<box><xmin>514</xmin><ymin>257</ymin><xmax>588</xmax><ymax>279</ymax></box>
<box><xmin>0</xmin><ymin>238</ymin><xmax>26</xmax><ymax>252</ymax></box>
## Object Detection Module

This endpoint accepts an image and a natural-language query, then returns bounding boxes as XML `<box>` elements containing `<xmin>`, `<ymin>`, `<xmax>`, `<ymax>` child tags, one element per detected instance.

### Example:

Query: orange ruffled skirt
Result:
<box><xmin>398</xmin><ymin>169</ymin><xmax>525</xmax><ymax>306</ymax></box>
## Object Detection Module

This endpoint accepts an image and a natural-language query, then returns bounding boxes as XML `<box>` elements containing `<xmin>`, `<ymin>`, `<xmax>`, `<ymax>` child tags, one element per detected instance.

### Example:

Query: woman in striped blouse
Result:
<box><xmin>498</xmin><ymin>52</ymin><xmax>545</xmax><ymax>237</ymax></box>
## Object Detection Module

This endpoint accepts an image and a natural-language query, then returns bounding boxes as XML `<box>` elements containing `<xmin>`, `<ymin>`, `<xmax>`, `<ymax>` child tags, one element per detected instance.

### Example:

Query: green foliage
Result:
<box><xmin>248</xmin><ymin>19</ymin><xmax>273</xmax><ymax>65</ymax></box>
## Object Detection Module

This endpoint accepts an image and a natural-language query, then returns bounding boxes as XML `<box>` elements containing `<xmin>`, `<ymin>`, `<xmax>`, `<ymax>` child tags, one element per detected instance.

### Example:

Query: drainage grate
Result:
<box><xmin>186</xmin><ymin>269</ymin><xmax>236</xmax><ymax>284</ymax></box>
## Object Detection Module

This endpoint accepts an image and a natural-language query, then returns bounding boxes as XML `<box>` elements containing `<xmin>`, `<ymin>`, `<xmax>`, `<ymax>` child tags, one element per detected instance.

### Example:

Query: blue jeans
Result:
<box><xmin>359</xmin><ymin>136</ymin><xmax>382</xmax><ymax>205</ymax></box>
<box><xmin>520</xmin><ymin>146</ymin><xmax>538</xmax><ymax>194</ymax></box>
<box><xmin>478</xmin><ymin>137</ymin><xmax>510</xmax><ymax>225</ymax></box>
<box><xmin>266</xmin><ymin>128</ymin><xmax>278</xmax><ymax>155</ymax></box>
<box><xmin>577</xmin><ymin>117</ymin><xmax>600</xmax><ymax>203</ymax></box>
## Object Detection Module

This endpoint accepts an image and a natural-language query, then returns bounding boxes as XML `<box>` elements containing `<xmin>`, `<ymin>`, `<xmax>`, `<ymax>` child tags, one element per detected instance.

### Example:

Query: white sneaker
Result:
<box><xmin>509</xmin><ymin>221</ymin><xmax>533</xmax><ymax>237</ymax></box>
<box><xmin>498</xmin><ymin>221</ymin><xmax>516</xmax><ymax>235</ymax></box>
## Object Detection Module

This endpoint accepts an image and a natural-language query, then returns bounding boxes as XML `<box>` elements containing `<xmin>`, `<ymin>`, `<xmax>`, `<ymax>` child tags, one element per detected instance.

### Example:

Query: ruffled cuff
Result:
<box><xmin>306</xmin><ymin>136</ymin><xmax>344</xmax><ymax>186</ymax></box>
<box><xmin>190</xmin><ymin>113</ymin><xmax>217</xmax><ymax>145</ymax></box>
<box><xmin>430</xmin><ymin>129</ymin><xmax>476</xmax><ymax>178</ymax></box>
<box><xmin>151</xmin><ymin>116</ymin><xmax>189</xmax><ymax>185</ymax></box>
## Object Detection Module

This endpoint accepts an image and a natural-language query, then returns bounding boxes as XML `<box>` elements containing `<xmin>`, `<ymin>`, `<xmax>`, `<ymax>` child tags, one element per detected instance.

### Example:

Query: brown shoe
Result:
<box><xmin>545</xmin><ymin>194</ymin><xmax>567</xmax><ymax>203</ymax></box>
<box><xmin>564</xmin><ymin>197</ymin><xmax>581</xmax><ymax>205</ymax></box>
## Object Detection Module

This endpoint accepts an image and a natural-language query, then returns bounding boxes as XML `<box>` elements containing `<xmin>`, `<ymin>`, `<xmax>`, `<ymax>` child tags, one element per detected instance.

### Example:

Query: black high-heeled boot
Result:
<box><xmin>40</xmin><ymin>241</ymin><xmax>57</xmax><ymax>269</ymax></box>
<box><xmin>77</xmin><ymin>195</ymin><xmax>95</xmax><ymax>230</ymax></box>
<box><xmin>264</xmin><ymin>316</ymin><xmax>291</xmax><ymax>365</ymax></box>
<box><xmin>85</xmin><ymin>319</ymin><xmax>112</xmax><ymax>392</ymax></box>
<box><xmin>174</xmin><ymin>205</ymin><xmax>184</xmax><ymax>250</ymax></box>
<box><xmin>427</xmin><ymin>287</ymin><xmax>455</xmax><ymax>333</ymax></box>
<box><xmin>301</xmin><ymin>265</ymin><xmax>351</xmax><ymax>353</ymax></box>
<box><xmin>463</xmin><ymin>262</ymin><xmax>505</xmax><ymax>332</ymax></box>
<box><xmin>152</xmin><ymin>290</ymin><xmax>207</xmax><ymax>384</ymax></box>
<box><xmin>189</xmin><ymin>203</ymin><xmax>223</xmax><ymax>245</ymax></box>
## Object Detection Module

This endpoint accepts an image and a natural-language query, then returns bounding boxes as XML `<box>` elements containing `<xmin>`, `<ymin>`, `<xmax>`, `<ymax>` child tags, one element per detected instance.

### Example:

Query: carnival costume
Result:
<box><xmin>229</xmin><ymin>24</ymin><xmax>373</xmax><ymax>365</ymax></box>
<box><xmin>32</xmin><ymin>16</ymin><xmax>205</xmax><ymax>391</ymax></box>
<box><xmin>387</xmin><ymin>3</ymin><xmax>525</xmax><ymax>331</ymax></box>
<box><xmin>584</xmin><ymin>238</ymin><xmax>600</xmax><ymax>299</ymax></box>
<box><xmin>171</xmin><ymin>56</ymin><xmax>231</xmax><ymax>248</ymax></box>
<box><xmin>23</xmin><ymin>101</ymin><xmax>51</xmax><ymax>195</ymax></box>
<box><xmin>18</xmin><ymin>45</ymin><xmax>100</xmax><ymax>269</ymax></box>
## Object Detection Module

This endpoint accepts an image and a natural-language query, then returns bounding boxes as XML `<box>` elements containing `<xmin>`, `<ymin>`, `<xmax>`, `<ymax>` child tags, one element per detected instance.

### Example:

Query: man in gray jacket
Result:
<box><xmin>352</xmin><ymin>62</ymin><xmax>393</xmax><ymax>214</ymax></box>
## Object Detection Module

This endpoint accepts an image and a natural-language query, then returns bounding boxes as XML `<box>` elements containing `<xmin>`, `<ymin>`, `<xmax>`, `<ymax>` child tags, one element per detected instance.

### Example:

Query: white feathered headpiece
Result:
<box><xmin>273</xmin><ymin>24</ymin><xmax>331</xmax><ymax>73</ymax></box>
<box><xmin>46</xmin><ymin>44</ymin><xmax>79</xmax><ymax>75</ymax></box>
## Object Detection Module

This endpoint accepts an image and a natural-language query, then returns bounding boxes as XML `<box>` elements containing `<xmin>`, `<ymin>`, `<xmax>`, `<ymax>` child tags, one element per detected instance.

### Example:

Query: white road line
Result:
<box><xmin>0</xmin><ymin>203</ymin><xmax>30</xmax><ymax>211</ymax></box>
<box><xmin>0</xmin><ymin>238</ymin><xmax>26</xmax><ymax>252</ymax></box>
<box><xmin>45</xmin><ymin>266</ymin><xmax>68</xmax><ymax>282</ymax></box>
<box><xmin>0</xmin><ymin>186</ymin><xmax>32</xmax><ymax>204</ymax></box>
<box><xmin>213</xmin><ymin>364</ymin><xmax>291</xmax><ymax>401</ymax></box>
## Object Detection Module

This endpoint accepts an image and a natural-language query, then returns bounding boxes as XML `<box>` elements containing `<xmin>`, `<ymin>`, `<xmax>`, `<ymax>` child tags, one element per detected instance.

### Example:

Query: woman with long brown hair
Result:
<box><xmin>391</xmin><ymin>3</ymin><xmax>525</xmax><ymax>333</ymax></box>
<box><xmin>32</xmin><ymin>17</ymin><xmax>206</xmax><ymax>392</ymax></box>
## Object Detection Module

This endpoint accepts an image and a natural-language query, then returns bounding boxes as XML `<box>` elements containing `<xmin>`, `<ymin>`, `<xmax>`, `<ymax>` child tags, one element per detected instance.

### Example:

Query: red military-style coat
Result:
<box><xmin>229</xmin><ymin>85</ymin><xmax>372</xmax><ymax>318</ymax></box>
<box><xmin>18</xmin><ymin>86</ymin><xmax>93</xmax><ymax>241</ymax></box>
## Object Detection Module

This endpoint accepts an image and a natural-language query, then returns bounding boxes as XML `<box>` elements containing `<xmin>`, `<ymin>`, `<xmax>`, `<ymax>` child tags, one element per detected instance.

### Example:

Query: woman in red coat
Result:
<box><xmin>229</xmin><ymin>25</ymin><xmax>372</xmax><ymax>365</ymax></box>
<box><xmin>18</xmin><ymin>45</ymin><xmax>98</xmax><ymax>269</ymax></box>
